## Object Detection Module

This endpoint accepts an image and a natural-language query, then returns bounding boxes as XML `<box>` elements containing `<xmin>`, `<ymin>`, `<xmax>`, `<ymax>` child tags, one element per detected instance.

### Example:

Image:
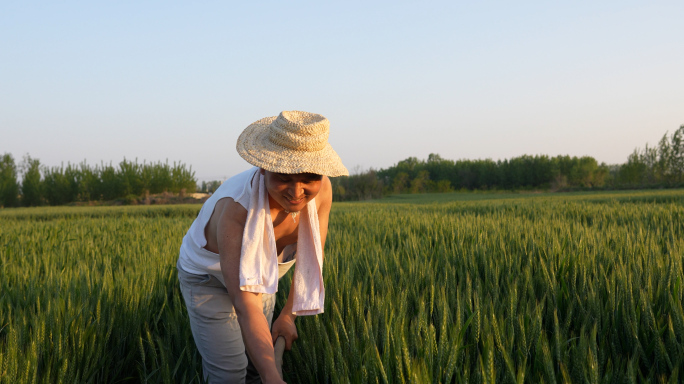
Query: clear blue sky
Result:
<box><xmin>2</xmin><ymin>1</ymin><xmax>682</xmax><ymax>181</ymax></box>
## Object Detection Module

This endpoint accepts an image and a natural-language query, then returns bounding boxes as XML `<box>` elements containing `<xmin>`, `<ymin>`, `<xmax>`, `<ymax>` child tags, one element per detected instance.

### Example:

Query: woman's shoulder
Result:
<box><xmin>212</xmin><ymin>167</ymin><xmax>259</xmax><ymax>209</ymax></box>
<box><xmin>221</xmin><ymin>167</ymin><xmax>259</xmax><ymax>189</ymax></box>
<box><xmin>315</xmin><ymin>176</ymin><xmax>333</xmax><ymax>211</ymax></box>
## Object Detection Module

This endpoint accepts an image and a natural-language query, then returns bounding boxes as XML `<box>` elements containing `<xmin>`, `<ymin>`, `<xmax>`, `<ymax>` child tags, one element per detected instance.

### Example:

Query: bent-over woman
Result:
<box><xmin>177</xmin><ymin>111</ymin><xmax>348</xmax><ymax>383</ymax></box>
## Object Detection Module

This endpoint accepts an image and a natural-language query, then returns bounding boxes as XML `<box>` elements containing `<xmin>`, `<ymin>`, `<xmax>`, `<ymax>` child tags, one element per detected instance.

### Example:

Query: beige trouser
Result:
<box><xmin>178</xmin><ymin>264</ymin><xmax>276</xmax><ymax>384</ymax></box>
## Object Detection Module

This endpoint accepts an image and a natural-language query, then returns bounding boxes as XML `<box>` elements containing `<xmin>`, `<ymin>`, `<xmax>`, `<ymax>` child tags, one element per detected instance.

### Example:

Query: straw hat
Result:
<box><xmin>236</xmin><ymin>111</ymin><xmax>349</xmax><ymax>177</ymax></box>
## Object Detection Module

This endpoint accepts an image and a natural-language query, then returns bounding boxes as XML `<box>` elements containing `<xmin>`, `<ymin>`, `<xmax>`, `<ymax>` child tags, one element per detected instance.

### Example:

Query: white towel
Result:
<box><xmin>239</xmin><ymin>172</ymin><xmax>325</xmax><ymax>316</ymax></box>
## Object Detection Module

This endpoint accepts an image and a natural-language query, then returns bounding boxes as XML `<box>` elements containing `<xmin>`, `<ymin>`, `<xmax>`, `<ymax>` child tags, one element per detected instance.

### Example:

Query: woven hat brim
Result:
<box><xmin>236</xmin><ymin>117</ymin><xmax>349</xmax><ymax>177</ymax></box>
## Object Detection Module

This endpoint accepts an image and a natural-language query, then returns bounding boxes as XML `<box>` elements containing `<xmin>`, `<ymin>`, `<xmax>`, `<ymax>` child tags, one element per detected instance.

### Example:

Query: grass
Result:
<box><xmin>1</xmin><ymin>189</ymin><xmax>684</xmax><ymax>382</ymax></box>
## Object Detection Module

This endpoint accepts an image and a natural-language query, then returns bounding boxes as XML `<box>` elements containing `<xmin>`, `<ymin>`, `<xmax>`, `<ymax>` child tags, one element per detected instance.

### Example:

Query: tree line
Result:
<box><xmin>331</xmin><ymin>125</ymin><xmax>684</xmax><ymax>201</ymax></box>
<box><xmin>2</xmin><ymin>126</ymin><xmax>682</xmax><ymax>207</ymax></box>
<box><xmin>0</xmin><ymin>156</ymin><xmax>196</xmax><ymax>207</ymax></box>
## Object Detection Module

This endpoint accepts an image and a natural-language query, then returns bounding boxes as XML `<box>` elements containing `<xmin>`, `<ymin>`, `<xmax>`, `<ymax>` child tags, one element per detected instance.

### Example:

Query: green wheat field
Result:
<box><xmin>1</xmin><ymin>190</ymin><xmax>683</xmax><ymax>383</ymax></box>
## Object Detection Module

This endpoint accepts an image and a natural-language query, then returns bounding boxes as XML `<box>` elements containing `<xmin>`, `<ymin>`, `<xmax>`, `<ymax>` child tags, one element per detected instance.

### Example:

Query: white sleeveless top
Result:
<box><xmin>177</xmin><ymin>167</ymin><xmax>296</xmax><ymax>286</ymax></box>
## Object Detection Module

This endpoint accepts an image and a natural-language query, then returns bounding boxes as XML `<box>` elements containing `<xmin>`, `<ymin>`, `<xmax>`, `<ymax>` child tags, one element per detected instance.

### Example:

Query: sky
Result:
<box><xmin>2</xmin><ymin>1</ymin><xmax>683</xmax><ymax>182</ymax></box>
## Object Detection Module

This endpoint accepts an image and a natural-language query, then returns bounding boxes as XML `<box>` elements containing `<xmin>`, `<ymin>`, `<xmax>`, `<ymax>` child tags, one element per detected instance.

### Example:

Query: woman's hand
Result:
<box><xmin>271</xmin><ymin>312</ymin><xmax>298</xmax><ymax>350</ymax></box>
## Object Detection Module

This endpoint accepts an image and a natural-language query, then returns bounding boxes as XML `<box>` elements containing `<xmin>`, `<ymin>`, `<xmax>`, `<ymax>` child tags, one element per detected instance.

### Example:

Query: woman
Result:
<box><xmin>177</xmin><ymin>111</ymin><xmax>348</xmax><ymax>383</ymax></box>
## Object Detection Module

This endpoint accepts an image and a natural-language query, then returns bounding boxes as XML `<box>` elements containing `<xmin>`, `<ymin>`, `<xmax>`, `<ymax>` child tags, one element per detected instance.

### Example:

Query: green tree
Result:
<box><xmin>618</xmin><ymin>150</ymin><xmax>647</xmax><ymax>186</ymax></box>
<box><xmin>43</xmin><ymin>163</ymin><xmax>82</xmax><ymax>205</ymax></box>
<box><xmin>571</xmin><ymin>156</ymin><xmax>600</xmax><ymax>187</ymax></box>
<box><xmin>670</xmin><ymin>125</ymin><xmax>684</xmax><ymax>183</ymax></box>
<box><xmin>392</xmin><ymin>172</ymin><xmax>409</xmax><ymax>194</ymax></box>
<box><xmin>171</xmin><ymin>161</ymin><xmax>197</xmax><ymax>194</ymax></box>
<box><xmin>20</xmin><ymin>155</ymin><xmax>43</xmax><ymax>206</ymax></box>
<box><xmin>77</xmin><ymin>161</ymin><xmax>100</xmax><ymax>201</ymax></box>
<box><xmin>98</xmin><ymin>162</ymin><xmax>122</xmax><ymax>201</ymax></box>
<box><xmin>330</xmin><ymin>170</ymin><xmax>384</xmax><ymax>201</ymax></box>
<box><xmin>0</xmin><ymin>153</ymin><xmax>20</xmax><ymax>208</ymax></box>
<box><xmin>656</xmin><ymin>133</ymin><xmax>672</xmax><ymax>183</ymax></box>
<box><xmin>435</xmin><ymin>179</ymin><xmax>453</xmax><ymax>193</ymax></box>
<box><xmin>640</xmin><ymin>144</ymin><xmax>658</xmax><ymax>184</ymax></box>
<box><xmin>118</xmin><ymin>158</ymin><xmax>143</xmax><ymax>197</ymax></box>
<box><xmin>148</xmin><ymin>161</ymin><xmax>172</xmax><ymax>194</ymax></box>
<box><xmin>200</xmin><ymin>180</ymin><xmax>222</xmax><ymax>193</ymax></box>
<box><xmin>410</xmin><ymin>170</ymin><xmax>432</xmax><ymax>193</ymax></box>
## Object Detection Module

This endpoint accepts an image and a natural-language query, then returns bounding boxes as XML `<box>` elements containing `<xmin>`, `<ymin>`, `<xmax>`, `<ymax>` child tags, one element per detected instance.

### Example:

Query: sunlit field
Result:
<box><xmin>1</xmin><ymin>190</ymin><xmax>683</xmax><ymax>383</ymax></box>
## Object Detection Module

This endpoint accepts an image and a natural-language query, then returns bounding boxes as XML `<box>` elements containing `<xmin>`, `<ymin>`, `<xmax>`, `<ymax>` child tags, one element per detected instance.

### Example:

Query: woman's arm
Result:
<box><xmin>216</xmin><ymin>199</ymin><xmax>284</xmax><ymax>384</ymax></box>
<box><xmin>270</xmin><ymin>278</ymin><xmax>298</xmax><ymax>349</ymax></box>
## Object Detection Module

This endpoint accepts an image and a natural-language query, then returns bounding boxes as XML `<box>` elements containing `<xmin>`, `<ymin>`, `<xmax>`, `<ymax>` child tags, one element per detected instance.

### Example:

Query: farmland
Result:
<box><xmin>1</xmin><ymin>189</ymin><xmax>683</xmax><ymax>383</ymax></box>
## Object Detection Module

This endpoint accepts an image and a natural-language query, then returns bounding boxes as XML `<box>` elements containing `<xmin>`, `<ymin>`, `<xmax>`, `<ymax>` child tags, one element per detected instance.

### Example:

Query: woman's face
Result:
<box><xmin>262</xmin><ymin>169</ymin><xmax>323</xmax><ymax>212</ymax></box>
